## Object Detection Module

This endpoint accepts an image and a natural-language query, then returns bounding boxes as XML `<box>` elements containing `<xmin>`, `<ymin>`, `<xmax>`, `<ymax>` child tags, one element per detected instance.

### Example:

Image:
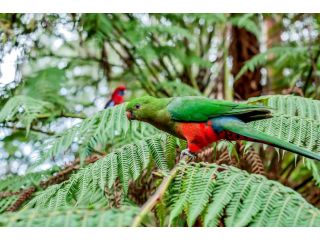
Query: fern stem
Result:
<box><xmin>35</xmin><ymin>112</ymin><xmax>86</xmax><ymax>119</ymax></box>
<box><xmin>2</xmin><ymin>125</ymin><xmax>55</xmax><ymax>136</ymax></box>
<box><xmin>132</xmin><ymin>162</ymin><xmax>185</xmax><ymax>227</ymax></box>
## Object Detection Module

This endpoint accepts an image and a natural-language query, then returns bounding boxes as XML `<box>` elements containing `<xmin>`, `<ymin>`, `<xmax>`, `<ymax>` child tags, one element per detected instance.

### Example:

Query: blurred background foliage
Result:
<box><xmin>0</xmin><ymin>14</ymin><xmax>320</xmax><ymax>222</ymax></box>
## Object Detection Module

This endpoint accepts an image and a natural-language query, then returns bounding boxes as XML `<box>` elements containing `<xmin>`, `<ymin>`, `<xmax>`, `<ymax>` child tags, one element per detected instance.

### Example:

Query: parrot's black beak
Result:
<box><xmin>126</xmin><ymin>110</ymin><xmax>135</xmax><ymax>120</ymax></box>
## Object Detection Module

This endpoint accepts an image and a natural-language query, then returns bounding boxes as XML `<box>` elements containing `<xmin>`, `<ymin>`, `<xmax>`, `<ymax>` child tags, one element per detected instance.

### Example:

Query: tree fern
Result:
<box><xmin>26</xmin><ymin>134</ymin><xmax>175</xmax><ymax>209</ymax></box>
<box><xmin>41</xmin><ymin>103</ymin><xmax>160</xmax><ymax>163</ymax></box>
<box><xmin>0</xmin><ymin>169</ymin><xmax>57</xmax><ymax>213</ymax></box>
<box><xmin>248</xmin><ymin>95</ymin><xmax>320</xmax><ymax>121</ymax></box>
<box><xmin>247</xmin><ymin>96</ymin><xmax>320</xmax><ymax>166</ymax></box>
<box><xmin>247</xmin><ymin>95</ymin><xmax>320</xmax><ymax>183</ymax></box>
<box><xmin>0</xmin><ymin>95</ymin><xmax>55</xmax><ymax>133</ymax></box>
<box><xmin>167</xmin><ymin>163</ymin><xmax>320</xmax><ymax>227</ymax></box>
<box><xmin>22</xmin><ymin>67</ymin><xmax>67</xmax><ymax>107</ymax></box>
<box><xmin>236</xmin><ymin>46</ymin><xmax>311</xmax><ymax>80</ymax></box>
<box><xmin>0</xmin><ymin>206</ymin><xmax>141</xmax><ymax>227</ymax></box>
<box><xmin>230</xmin><ymin>14</ymin><xmax>260</xmax><ymax>38</ymax></box>
<box><xmin>155</xmin><ymin>80</ymin><xmax>202</xmax><ymax>97</ymax></box>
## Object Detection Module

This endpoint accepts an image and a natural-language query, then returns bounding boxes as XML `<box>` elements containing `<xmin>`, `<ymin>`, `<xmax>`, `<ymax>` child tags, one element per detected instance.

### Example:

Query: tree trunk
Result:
<box><xmin>230</xmin><ymin>26</ymin><xmax>262</xmax><ymax>100</ymax></box>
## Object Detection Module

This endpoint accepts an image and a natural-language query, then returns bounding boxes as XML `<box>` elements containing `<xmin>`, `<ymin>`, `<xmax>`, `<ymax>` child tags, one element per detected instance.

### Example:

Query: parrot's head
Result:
<box><xmin>126</xmin><ymin>96</ymin><xmax>170</xmax><ymax>122</ymax></box>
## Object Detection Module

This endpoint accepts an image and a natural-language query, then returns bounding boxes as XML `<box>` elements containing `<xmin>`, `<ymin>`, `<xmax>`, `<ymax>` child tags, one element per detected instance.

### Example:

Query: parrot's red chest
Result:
<box><xmin>177</xmin><ymin>121</ymin><xmax>220</xmax><ymax>153</ymax></box>
<box><xmin>176</xmin><ymin>121</ymin><xmax>247</xmax><ymax>153</ymax></box>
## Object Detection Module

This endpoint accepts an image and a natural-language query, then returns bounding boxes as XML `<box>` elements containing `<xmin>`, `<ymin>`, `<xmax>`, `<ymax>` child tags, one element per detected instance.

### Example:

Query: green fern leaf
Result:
<box><xmin>167</xmin><ymin>164</ymin><xmax>320</xmax><ymax>227</ymax></box>
<box><xmin>0</xmin><ymin>207</ymin><xmax>141</xmax><ymax>227</ymax></box>
<box><xmin>0</xmin><ymin>95</ymin><xmax>55</xmax><ymax>133</ymax></box>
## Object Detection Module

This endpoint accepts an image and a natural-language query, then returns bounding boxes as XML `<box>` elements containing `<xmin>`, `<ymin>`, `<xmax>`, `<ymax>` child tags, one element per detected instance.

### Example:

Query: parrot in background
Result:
<box><xmin>104</xmin><ymin>85</ymin><xmax>126</xmax><ymax>109</ymax></box>
<box><xmin>126</xmin><ymin>95</ymin><xmax>320</xmax><ymax>161</ymax></box>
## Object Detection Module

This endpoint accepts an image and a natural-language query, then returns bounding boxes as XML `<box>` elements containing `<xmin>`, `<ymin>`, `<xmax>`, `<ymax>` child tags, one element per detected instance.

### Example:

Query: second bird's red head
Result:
<box><xmin>112</xmin><ymin>85</ymin><xmax>126</xmax><ymax>105</ymax></box>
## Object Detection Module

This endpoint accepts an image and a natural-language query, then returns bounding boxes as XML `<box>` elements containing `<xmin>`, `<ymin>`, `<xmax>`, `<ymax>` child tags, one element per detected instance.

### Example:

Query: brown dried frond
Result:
<box><xmin>0</xmin><ymin>191</ymin><xmax>21</xmax><ymax>198</ymax></box>
<box><xmin>303</xmin><ymin>187</ymin><xmax>320</xmax><ymax>208</ymax></box>
<box><xmin>195</xmin><ymin>145</ymin><xmax>239</xmax><ymax>167</ymax></box>
<box><xmin>129</xmin><ymin>169</ymin><xmax>157</xmax><ymax>206</ymax></box>
<box><xmin>238</xmin><ymin>143</ymin><xmax>265</xmax><ymax>176</ymax></box>
<box><xmin>215</xmin><ymin>148</ymin><xmax>238</xmax><ymax>166</ymax></box>
<box><xmin>40</xmin><ymin>154</ymin><xmax>100</xmax><ymax>189</ymax></box>
<box><xmin>196</xmin><ymin>147</ymin><xmax>215</xmax><ymax>163</ymax></box>
<box><xmin>3</xmin><ymin>154</ymin><xmax>102</xmax><ymax>212</ymax></box>
<box><xmin>7</xmin><ymin>187</ymin><xmax>36</xmax><ymax>212</ymax></box>
<box><xmin>105</xmin><ymin>179</ymin><xmax>122</xmax><ymax>208</ymax></box>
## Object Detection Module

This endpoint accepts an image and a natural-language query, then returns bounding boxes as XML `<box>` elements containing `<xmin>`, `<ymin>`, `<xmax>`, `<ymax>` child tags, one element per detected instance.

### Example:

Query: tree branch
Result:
<box><xmin>2</xmin><ymin>125</ymin><xmax>55</xmax><ymax>136</ymax></box>
<box><xmin>132</xmin><ymin>160</ymin><xmax>187</xmax><ymax>227</ymax></box>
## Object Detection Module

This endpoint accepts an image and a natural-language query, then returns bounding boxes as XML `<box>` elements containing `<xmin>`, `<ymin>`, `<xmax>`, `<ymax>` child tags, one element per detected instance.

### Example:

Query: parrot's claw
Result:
<box><xmin>180</xmin><ymin>149</ymin><xmax>196</xmax><ymax>160</ymax></box>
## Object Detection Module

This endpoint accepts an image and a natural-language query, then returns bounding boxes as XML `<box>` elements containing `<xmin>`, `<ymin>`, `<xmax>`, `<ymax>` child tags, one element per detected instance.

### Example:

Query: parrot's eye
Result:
<box><xmin>135</xmin><ymin>104</ymin><xmax>141</xmax><ymax>110</ymax></box>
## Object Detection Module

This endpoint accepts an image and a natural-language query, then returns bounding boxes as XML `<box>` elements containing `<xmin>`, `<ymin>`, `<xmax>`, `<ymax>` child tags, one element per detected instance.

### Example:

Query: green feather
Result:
<box><xmin>220</xmin><ymin>119</ymin><xmax>320</xmax><ymax>161</ymax></box>
<box><xmin>168</xmin><ymin>96</ymin><xmax>271</xmax><ymax>122</ymax></box>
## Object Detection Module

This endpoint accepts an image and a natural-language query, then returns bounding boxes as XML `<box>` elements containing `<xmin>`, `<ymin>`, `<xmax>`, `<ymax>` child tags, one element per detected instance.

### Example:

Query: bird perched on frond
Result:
<box><xmin>104</xmin><ymin>85</ymin><xmax>126</xmax><ymax>109</ymax></box>
<box><xmin>126</xmin><ymin>95</ymin><xmax>320</xmax><ymax>161</ymax></box>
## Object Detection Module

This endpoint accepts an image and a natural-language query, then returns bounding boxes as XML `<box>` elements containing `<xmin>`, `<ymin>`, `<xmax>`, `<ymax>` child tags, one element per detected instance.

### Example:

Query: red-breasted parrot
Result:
<box><xmin>104</xmin><ymin>85</ymin><xmax>126</xmax><ymax>109</ymax></box>
<box><xmin>126</xmin><ymin>95</ymin><xmax>320</xmax><ymax>161</ymax></box>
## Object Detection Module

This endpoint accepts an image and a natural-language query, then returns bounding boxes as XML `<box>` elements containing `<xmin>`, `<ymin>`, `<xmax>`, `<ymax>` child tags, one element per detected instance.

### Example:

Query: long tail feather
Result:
<box><xmin>219</xmin><ymin>118</ymin><xmax>320</xmax><ymax>161</ymax></box>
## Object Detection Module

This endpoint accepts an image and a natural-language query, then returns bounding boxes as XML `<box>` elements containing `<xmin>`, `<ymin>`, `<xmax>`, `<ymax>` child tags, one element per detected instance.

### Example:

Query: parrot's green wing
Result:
<box><xmin>167</xmin><ymin>96</ymin><xmax>272</xmax><ymax>122</ymax></box>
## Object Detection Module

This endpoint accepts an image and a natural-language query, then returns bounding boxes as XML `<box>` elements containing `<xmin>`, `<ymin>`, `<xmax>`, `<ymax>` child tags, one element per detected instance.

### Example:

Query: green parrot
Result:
<box><xmin>126</xmin><ymin>95</ymin><xmax>320</xmax><ymax>161</ymax></box>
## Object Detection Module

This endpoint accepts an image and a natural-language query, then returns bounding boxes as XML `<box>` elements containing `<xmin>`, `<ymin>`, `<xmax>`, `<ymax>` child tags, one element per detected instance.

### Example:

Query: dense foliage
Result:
<box><xmin>0</xmin><ymin>13</ymin><xmax>319</xmax><ymax>227</ymax></box>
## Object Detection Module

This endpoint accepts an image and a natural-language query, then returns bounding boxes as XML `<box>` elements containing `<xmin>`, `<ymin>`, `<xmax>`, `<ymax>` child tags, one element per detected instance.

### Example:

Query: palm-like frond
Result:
<box><xmin>0</xmin><ymin>95</ymin><xmax>55</xmax><ymax>133</ymax></box>
<box><xmin>236</xmin><ymin>46</ymin><xmax>311</xmax><ymax>80</ymax></box>
<box><xmin>0</xmin><ymin>169</ymin><xmax>57</xmax><ymax>213</ymax></box>
<box><xmin>248</xmin><ymin>95</ymin><xmax>320</xmax><ymax>121</ymax></box>
<box><xmin>167</xmin><ymin>163</ymin><xmax>320</xmax><ymax>227</ymax></box>
<box><xmin>247</xmin><ymin>95</ymin><xmax>320</xmax><ymax>184</ymax></box>
<box><xmin>22</xmin><ymin>67</ymin><xmax>67</xmax><ymax>107</ymax></box>
<box><xmin>26</xmin><ymin>134</ymin><xmax>174</xmax><ymax>209</ymax></box>
<box><xmin>0</xmin><ymin>206</ymin><xmax>141</xmax><ymax>227</ymax></box>
<box><xmin>41</xmin><ymin>103</ymin><xmax>160</xmax><ymax>163</ymax></box>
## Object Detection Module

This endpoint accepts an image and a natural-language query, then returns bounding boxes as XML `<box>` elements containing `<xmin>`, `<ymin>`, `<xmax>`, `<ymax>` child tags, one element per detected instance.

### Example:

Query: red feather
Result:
<box><xmin>105</xmin><ymin>85</ymin><xmax>126</xmax><ymax>108</ymax></box>
<box><xmin>177</xmin><ymin>120</ymin><xmax>251</xmax><ymax>153</ymax></box>
<box><xmin>111</xmin><ymin>85</ymin><xmax>126</xmax><ymax>105</ymax></box>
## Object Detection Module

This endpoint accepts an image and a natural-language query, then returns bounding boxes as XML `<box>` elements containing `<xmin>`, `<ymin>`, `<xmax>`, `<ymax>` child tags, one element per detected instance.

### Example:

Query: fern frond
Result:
<box><xmin>247</xmin><ymin>95</ymin><xmax>320</xmax><ymax>183</ymax></box>
<box><xmin>41</xmin><ymin>103</ymin><xmax>160</xmax><ymax>163</ymax></box>
<box><xmin>236</xmin><ymin>46</ymin><xmax>310</xmax><ymax>80</ymax></box>
<box><xmin>187</xmin><ymin>167</ymin><xmax>217</xmax><ymax>226</ymax></box>
<box><xmin>248</xmin><ymin>95</ymin><xmax>320</xmax><ymax>120</ymax></box>
<box><xmin>26</xmin><ymin>134</ymin><xmax>176</xmax><ymax>209</ymax></box>
<box><xmin>22</xmin><ymin>67</ymin><xmax>67</xmax><ymax>107</ymax></box>
<box><xmin>169</xmin><ymin>165</ymin><xmax>198</xmax><ymax>225</ymax></box>
<box><xmin>0</xmin><ymin>95</ymin><xmax>55</xmax><ymax>133</ymax></box>
<box><xmin>230</xmin><ymin>14</ymin><xmax>260</xmax><ymax>38</ymax></box>
<box><xmin>156</xmin><ymin>80</ymin><xmax>202</xmax><ymax>97</ymax></box>
<box><xmin>248</xmin><ymin>114</ymin><xmax>320</xmax><ymax>153</ymax></box>
<box><xmin>0</xmin><ymin>207</ymin><xmax>140</xmax><ymax>227</ymax></box>
<box><xmin>0</xmin><ymin>169</ymin><xmax>57</xmax><ymax>213</ymax></box>
<box><xmin>167</xmin><ymin>163</ymin><xmax>320</xmax><ymax>227</ymax></box>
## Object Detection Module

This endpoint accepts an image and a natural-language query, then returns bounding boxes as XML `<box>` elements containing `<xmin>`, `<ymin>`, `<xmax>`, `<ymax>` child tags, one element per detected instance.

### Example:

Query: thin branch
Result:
<box><xmin>294</xmin><ymin>175</ymin><xmax>314</xmax><ymax>191</ymax></box>
<box><xmin>30</xmin><ymin>53</ymin><xmax>123</xmax><ymax>68</ymax></box>
<box><xmin>7</xmin><ymin>187</ymin><xmax>36</xmax><ymax>212</ymax></box>
<box><xmin>36</xmin><ymin>112</ymin><xmax>86</xmax><ymax>120</ymax></box>
<box><xmin>60</xmin><ymin>112</ymin><xmax>87</xmax><ymax>119</ymax></box>
<box><xmin>2</xmin><ymin>125</ymin><xmax>55</xmax><ymax>136</ymax></box>
<box><xmin>0</xmin><ymin>191</ymin><xmax>21</xmax><ymax>198</ymax></box>
<box><xmin>132</xmin><ymin>161</ymin><xmax>187</xmax><ymax>227</ymax></box>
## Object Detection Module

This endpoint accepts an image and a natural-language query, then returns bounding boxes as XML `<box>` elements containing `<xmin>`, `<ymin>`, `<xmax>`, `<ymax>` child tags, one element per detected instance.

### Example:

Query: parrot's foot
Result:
<box><xmin>180</xmin><ymin>149</ymin><xmax>196</xmax><ymax>161</ymax></box>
